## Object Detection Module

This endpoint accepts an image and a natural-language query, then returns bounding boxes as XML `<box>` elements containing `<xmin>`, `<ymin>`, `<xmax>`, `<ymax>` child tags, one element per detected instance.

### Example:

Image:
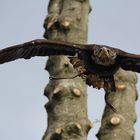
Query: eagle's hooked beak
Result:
<box><xmin>99</xmin><ymin>47</ymin><xmax>109</xmax><ymax>57</ymax></box>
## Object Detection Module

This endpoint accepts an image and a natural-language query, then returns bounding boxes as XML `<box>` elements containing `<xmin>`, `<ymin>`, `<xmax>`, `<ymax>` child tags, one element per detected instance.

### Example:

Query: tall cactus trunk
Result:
<box><xmin>97</xmin><ymin>69</ymin><xmax>138</xmax><ymax>140</ymax></box>
<box><xmin>42</xmin><ymin>0</ymin><xmax>92</xmax><ymax>139</ymax></box>
<box><xmin>42</xmin><ymin>1</ymin><xmax>138</xmax><ymax>140</ymax></box>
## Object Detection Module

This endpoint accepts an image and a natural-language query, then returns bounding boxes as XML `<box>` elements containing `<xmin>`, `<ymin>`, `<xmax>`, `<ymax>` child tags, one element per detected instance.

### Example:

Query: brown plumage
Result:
<box><xmin>0</xmin><ymin>39</ymin><xmax>140</xmax><ymax>92</ymax></box>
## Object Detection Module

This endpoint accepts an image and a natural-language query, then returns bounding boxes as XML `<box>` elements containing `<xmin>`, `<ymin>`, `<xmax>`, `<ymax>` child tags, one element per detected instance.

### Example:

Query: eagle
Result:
<box><xmin>0</xmin><ymin>39</ymin><xmax>140</xmax><ymax>92</ymax></box>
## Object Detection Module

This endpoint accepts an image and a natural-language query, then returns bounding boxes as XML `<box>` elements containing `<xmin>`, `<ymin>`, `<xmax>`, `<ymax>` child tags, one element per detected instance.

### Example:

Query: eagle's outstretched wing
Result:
<box><xmin>117</xmin><ymin>49</ymin><xmax>140</xmax><ymax>73</ymax></box>
<box><xmin>0</xmin><ymin>39</ymin><xmax>88</xmax><ymax>64</ymax></box>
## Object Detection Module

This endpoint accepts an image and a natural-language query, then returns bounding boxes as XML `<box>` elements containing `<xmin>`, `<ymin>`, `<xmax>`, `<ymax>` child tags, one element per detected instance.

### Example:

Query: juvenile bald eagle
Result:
<box><xmin>0</xmin><ymin>39</ymin><xmax>140</xmax><ymax>92</ymax></box>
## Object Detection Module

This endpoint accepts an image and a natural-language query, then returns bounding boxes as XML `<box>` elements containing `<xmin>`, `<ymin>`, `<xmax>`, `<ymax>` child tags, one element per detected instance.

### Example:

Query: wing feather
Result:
<box><xmin>117</xmin><ymin>50</ymin><xmax>140</xmax><ymax>73</ymax></box>
<box><xmin>0</xmin><ymin>39</ymin><xmax>88</xmax><ymax>64</ymax></box>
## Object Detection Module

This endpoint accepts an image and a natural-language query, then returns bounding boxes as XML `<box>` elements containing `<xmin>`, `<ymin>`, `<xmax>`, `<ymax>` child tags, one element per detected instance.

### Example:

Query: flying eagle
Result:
<box><xmin>0</xmin><ymin>39</ymin><xmax>140</xmax><ymax>92</ymax></box>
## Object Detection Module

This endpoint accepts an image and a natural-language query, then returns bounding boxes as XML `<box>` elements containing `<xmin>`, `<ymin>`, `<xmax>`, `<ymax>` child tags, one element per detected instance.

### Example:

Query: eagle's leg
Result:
<box><xmin>104</xmin><ymin>75</ymin><xmax>116</xmax><ymax>92</ymax></box>
<box><xmin>104</xmin><ymin>76</ymin><xmax>117</xmax><ymax>112</ymax></box>
<box><xmin>105</xmin><ymin>91</ymin><xmax>117</xmax><ymax>112</ymax></box>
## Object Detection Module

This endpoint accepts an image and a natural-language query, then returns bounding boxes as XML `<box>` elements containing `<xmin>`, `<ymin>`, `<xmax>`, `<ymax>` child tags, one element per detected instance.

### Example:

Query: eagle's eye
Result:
<box><xmin>108</xmin><ymin>50</ymin><xmax>117</xmax><ymax>59</ymax></box>
<box><xmin>93</xmin><ymin>48</ymin><xmax>100</xmax><ymax>56</ymax></box>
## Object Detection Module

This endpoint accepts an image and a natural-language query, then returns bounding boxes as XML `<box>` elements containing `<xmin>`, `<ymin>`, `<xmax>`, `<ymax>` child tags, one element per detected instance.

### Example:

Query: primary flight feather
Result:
<box><xmin>0</xmin><ymin>39</ymin><xmax>140</xmax><ymax>91</ymax></box>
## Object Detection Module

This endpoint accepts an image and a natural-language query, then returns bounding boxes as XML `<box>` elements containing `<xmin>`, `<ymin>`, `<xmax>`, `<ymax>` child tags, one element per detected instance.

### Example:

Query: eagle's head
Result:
<box><xmin>92</xmin><ymin>46</ymin><xmax>117</xmax><ymax>66</ymax></box>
